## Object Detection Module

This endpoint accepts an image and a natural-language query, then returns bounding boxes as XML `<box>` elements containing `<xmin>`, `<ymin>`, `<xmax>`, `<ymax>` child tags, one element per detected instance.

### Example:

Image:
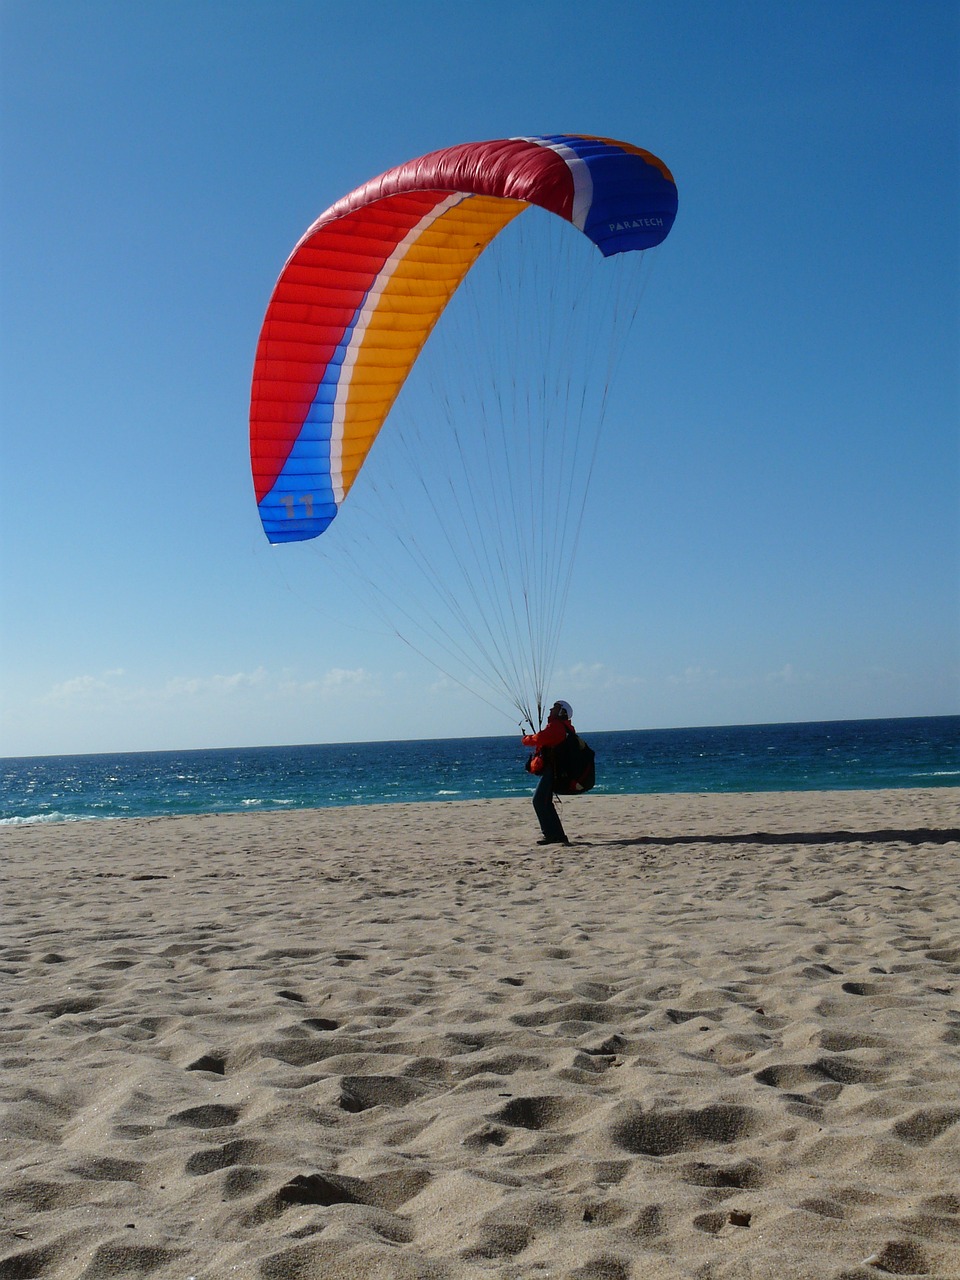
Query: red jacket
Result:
<box><xmin>522</xmin><ymin>714</ymin><xmax>575</xmax><ymax>773</ymax></box>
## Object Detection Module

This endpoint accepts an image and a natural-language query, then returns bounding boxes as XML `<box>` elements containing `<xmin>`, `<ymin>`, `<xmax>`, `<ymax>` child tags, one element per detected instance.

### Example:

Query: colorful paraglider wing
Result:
<box><xmin>250</xmin><ymin>134</ymin><xmax>677</xmax><ymax>544</ymax></box>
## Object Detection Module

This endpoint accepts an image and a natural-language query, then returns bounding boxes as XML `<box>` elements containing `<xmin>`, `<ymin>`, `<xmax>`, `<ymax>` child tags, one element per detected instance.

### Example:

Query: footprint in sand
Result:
<box><xmin>462</xmin><ymin>1123</ymin><xmax>511</xmax><ymax>1150</ymax></box>
<box><xmin>1</xmin><ymin>1178</ymin><xmax>94</xmax><ymax>1213</ymax></box>
<box><xmin>864</xmin><ymin>1241</ymin><xmax>932</xmax><ymax>1275</ymax></box>
<box><xmin>799</xmin><ymin>1196</ymin><xmax>847</xmax><ymax>1219</ymax></box>
<box><xmin>665</xmin><ymin>1006</ymin><xmax>721</xmax><ymax>1025</ymax></box>
<box><xmin>578</xmin><ymin>1197</ymin><xmax>630</xmax><ymax>1226</ymax></box>
<box><xmin>814</xmin><ymin>1029</ymin><xmax>891</xmax><ymax>1052</ymax></box>
<box><xmin>754</xmin><ymin>1063</ymin><xmax>828</xmax><ymax>1089</ymax></box>
<box><xmin>629</xmin><ymin>1202</ymin><xmax>667</xmax><ymax>1238</ymax></box>
<box><xmin>568</xmin><ymin>1257</ymin><xmax>632</xmax><ymax>1280</ymax></box>
<box><xmin>238</xmin><ymin>1166</ymin><xmax>431</xmax><ymax>1236</ymax></box>
<box><xmin>892</xmin><ymin>1106</ymin><xmax>960</xmax><ymax>1145</ymax></box>
<box><xmin>510</xmin><ymin>1000</ymin><xmax>627</xmax><ymax>1028</ymax></box>
<box><xmin>461</xmin><ymin>1223</ymin><xmax>533</xmax><ymax>1260</ymax></box>
<box><xmin>681</xmin><ymin>1158</ymin><xmax>764</xmax><ymax>1189</ymax></box>
<box><xmin>32</xmin><ymin>995</ymin><xmax>100</xmax><ymax>1018</ymax></box>
<box><xmin>167</xmin><ymin>1102</ymin><xmax>241</xmax><ymax>1129</ymax></box>
<box><xmin>67</xmin><ymin>1155</ymin><xmax>145</xmax><ymax>1184</ymax></box>
<box><xmin>493</xmin><ymin>1094</ymin><xmax>594</xmax><ymax>1131</ymax></box>
<box><xmin>0</xmin><ymin>1240</ymin><xmax>187</xmax><ymax>1279</ymax></box>
<box><xmin>221</xmin><ymin>1166</ymin><xmax>273</xmax><ymax>1199</ymax></box>
<box><xmin>841</xmin><ymin>979</ymin><xmax>889</xmax><ymax>995</ymax></box>
<box><xmin>338</xmin><ymin>1074</ymin><xmax>434</xmax><ymax>1112</ymax></box>
<box><xmin>185</xmin><ymin>1052</ymin><xmax>226</xmax><ymax>1074</ymax></box>
<box><xmin>458</xmin><ymin>1051</ymin><xmax>548</xmax><ymax>1079</ymax></box>
<box><xmin>264</xmin><ymin>1034</ymin><xmax>364</xmax><ymax>1067</ymax></box>
<box><xmin>609</xmin><ymin>1102</ymin><xmax>762</xmax><ymax>1156</ymax></box>
<box><xmin>184</xmin><ymin>1137</ymin><xmax>280</xmax><ymax>1175</ymax></box>
<box><xmin>814</xmin><ymin>1054</ymin><xmax>889</xmax><ymax>1085</ymax></box>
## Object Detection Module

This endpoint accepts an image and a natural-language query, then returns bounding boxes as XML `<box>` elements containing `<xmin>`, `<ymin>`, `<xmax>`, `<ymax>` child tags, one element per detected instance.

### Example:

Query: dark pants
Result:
<box><xmin>533</xmin><ymin>767</ymin><xmax>568</xmax><ymax>842</ymax></box>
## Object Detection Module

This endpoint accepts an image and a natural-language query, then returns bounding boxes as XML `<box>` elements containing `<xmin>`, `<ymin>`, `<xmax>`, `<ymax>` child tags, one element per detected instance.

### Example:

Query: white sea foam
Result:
<box><xmin>0</xmin><ymin>811</ymin><xmax>90</xmax><ymax>825</ymax></box>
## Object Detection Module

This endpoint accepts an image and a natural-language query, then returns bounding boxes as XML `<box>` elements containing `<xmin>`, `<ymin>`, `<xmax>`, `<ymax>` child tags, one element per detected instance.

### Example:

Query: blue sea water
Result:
<box><xmin>1</xmin><ymin>717</ymin><xmax>957</xmax><ymax>825</ymax></box>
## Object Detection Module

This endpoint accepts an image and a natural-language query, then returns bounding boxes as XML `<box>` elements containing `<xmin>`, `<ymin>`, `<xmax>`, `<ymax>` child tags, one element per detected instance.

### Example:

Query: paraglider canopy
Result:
<box><xmin>250</xmin><ymin>134</ymin><xmax>677</xmax><ymax>545</ymax></box>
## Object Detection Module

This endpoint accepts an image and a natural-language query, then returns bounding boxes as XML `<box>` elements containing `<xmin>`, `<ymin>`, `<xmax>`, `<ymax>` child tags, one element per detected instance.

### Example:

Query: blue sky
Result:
<box><xmin>1</xmin><ymin>0</ymin><xmax>957</xmax><ymax>756</ymax></box>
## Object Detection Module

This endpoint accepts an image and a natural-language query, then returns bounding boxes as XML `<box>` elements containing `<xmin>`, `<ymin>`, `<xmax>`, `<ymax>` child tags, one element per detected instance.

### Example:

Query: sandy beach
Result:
<box><xmin>1</xmin><ymin>788</ymin><xmax>958</xmax><ymax>1279</ymax></box>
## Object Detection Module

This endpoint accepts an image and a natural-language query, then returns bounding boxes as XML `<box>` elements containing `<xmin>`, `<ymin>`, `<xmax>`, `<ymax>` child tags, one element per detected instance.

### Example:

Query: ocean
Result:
<box><xmin>1</xmin><ymin>716</ymin><xmax>956</xmax><ymax>825</ymax></box>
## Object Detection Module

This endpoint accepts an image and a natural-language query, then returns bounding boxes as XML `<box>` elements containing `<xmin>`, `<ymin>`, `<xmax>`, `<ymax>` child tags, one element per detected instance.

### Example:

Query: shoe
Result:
<box><xmin>537</xmin><ymin>837</ymin><xmax>570</xmax><ymax>845</ymax></box>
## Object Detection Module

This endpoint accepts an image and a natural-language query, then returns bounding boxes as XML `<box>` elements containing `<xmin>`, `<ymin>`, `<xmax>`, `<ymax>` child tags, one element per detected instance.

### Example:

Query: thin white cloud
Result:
<box><xmin>43</xmin><ymin>670</ymin><xmax>125</xmax><ymax>703</ymax></box>
<box><xmin>45</xmin><ymin>666</ymin><xmax>273</xmax><ymax>706</ymax></box>
<box><xmin>556</xmin><ymin>662</ymin><xmax>647</xmax><ymax>691</ymax></box>
<box><xmin>666</xmin><ymin>665</ymin><xmax>719</xmax><ymax>687</ymax></box>
<box><xmin>277</xmin><ymin>667</ymin><xmax>380</xmax><ymax>699</ymax></box>
<box><xmin>162</xmin><ymin>668</ymin><xmax>269</xmax><ymax>698</ymax></box>
<box><xmin>321</xmin><ymin>667</ymin><xmax>378</xmax><ymax>695</ymax></box>
<box><xmin>763</xmin><ymin>662</ymin><xmax>803</xmax><ymax>685</ymax></box>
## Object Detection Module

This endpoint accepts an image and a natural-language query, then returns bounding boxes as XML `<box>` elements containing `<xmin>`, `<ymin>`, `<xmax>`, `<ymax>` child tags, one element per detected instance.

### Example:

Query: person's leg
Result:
<box><xmin>533</xmin><ymin>769</ymin><xmax>568</xmax><ymax>843</ymax></box>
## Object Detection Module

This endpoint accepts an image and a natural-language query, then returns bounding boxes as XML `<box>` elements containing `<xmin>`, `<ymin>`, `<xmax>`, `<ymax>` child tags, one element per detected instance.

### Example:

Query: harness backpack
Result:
<box><xmin>549</xmin><ymin>727</ymin><xmax>596</xmax><ymax>795</ymax></box>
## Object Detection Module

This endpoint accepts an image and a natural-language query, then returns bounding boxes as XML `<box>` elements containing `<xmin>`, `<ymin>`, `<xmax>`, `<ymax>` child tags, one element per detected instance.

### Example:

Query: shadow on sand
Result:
<box><xmin>602</xmin><ymin>828</ymin><xmax>960</xmax><ymax>848</ymax></box>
